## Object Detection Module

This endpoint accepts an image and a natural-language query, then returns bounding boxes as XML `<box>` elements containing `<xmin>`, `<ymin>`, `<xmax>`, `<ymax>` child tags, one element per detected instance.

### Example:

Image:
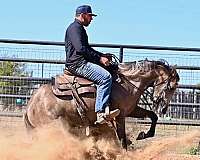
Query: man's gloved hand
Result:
<box><xmin>100</xmin><ymin>53</ymin><xmax>114</xmax><ymax>66</ymax></box>
<box><xmin>103</xmin><ymin>53</ymin><xmax>113</xmax><ymax>61</ymax></box>
<box><xmin>100</xmin><ymin>56</ymin><xmax>110</xmax><ymax>66</ymax></box>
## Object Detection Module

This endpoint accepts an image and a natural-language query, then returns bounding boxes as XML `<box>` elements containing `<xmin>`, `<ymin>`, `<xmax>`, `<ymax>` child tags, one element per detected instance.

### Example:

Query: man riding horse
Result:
<box><xmin>65</xmin><ymin>5</ymin><xmax>120</xmax><ymax>124</ymax></box>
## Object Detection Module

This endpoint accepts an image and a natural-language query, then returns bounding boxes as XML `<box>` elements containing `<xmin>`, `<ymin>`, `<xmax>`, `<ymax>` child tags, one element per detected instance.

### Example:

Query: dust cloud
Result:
<box><xmin>0</xmin><ymin>123</ymin><xmax>199</xmax><ymax>160</ymax></box>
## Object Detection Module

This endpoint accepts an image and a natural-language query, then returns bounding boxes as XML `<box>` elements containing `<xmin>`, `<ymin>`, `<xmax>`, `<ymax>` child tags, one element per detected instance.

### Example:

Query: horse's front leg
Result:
<box><xmin>129</xmin><ymin>106</ymin><xmax>158</xmax><ymax>140</ymax></box>
<box><xmin>115</xmin><ymin>116</ymin><xmax>127</xmax><ymax>150</ymax></box>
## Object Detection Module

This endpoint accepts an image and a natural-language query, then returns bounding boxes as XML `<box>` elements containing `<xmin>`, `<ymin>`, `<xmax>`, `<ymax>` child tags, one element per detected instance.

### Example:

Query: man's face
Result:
<box><xmin>82</xmin><ymin>13</ymin><xmax>93</xmax><ymax>27</ymax></box>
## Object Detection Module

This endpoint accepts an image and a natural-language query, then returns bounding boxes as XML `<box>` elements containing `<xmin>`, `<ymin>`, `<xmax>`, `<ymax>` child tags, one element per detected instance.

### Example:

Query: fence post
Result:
<box><xmin>119</xmin><ymin>47</ymin><xmax>123</xmax><ymax>63</ymax></box>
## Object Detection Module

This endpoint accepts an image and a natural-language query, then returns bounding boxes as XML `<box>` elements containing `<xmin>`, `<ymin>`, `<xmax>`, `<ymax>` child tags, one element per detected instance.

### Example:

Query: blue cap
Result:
<box><xmin>76</xmin><ymin>5</ymin><xmax>97</xmax><ymax>16</ymax></box>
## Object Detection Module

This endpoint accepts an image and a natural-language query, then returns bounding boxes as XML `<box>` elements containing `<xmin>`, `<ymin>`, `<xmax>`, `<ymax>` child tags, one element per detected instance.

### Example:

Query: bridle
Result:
<box><xmin>109</xmin><ymin>56</ymin><xmax>178</xmax><ymax>114</ymax></box>
<box><xmin>120</xmin><ymin>68</ymin><xmax>175</xmax><ymax>113</ymax></box>
<box><xmin>151</xmin><ymin>67</ymin><xmax>178</xmax><ymax>114</ymax></box>
<box><xmin>139</xmin><ymin>76</ymin><xmax>172</xmax><ymax>112</ymax></box>
<box><xmin>138</xmin><ymin>66</ymin><xmax>178</xmax><ymax>114</ymax></box>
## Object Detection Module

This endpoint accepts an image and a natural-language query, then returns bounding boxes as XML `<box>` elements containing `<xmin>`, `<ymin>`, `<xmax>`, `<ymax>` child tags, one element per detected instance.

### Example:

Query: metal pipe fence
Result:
<box><xmin>1</xmin><ymin>39</ymin><xmax>200</xmax><ymax>124</ymax></box>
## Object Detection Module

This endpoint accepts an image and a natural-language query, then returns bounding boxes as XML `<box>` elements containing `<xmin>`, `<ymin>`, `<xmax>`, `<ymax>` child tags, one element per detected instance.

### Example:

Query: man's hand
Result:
<box><xmin>104</xmin><ymin>53</ymin><xmax>112</xmax><ymax>61</ymax></box>
<box><xmin>100</xmin><ymin>56</ymin><xmax>110</xmax><ymax>66</ymax></box>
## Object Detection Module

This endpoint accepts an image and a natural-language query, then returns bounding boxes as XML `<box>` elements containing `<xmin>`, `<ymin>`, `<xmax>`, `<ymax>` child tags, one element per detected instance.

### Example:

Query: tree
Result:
<box><xmin>0</xmin><ymin>61</ymin><xmax>29</xmax><ymax>110</ymax></box>
<box><xmin>0</xmin><ymin>61</ymin><xmax>29</xmax><ymax>93</ymax></box>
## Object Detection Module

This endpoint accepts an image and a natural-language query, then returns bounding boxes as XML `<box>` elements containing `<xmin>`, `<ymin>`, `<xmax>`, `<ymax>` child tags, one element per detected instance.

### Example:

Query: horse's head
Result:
<box><xmin>118</xmin><ymin>59</ymin><xmax>179</xmax><ymax>115</ymax></box>
<box><xmin>152</xmin><ymin>63</ymin><xmax>180</xmax><ymax>115</ymax></box>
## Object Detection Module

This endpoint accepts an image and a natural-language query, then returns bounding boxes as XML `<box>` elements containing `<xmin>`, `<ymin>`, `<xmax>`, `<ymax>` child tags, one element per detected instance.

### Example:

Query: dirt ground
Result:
<box><xmin>0</xmin><ymin>116</ymin><xmax>200</xmax><ymax>160</ymax></box>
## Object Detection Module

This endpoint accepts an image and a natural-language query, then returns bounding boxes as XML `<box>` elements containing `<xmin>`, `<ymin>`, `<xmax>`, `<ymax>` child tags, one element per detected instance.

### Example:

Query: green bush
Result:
<box><xmin>188</xmin><ymin>146</ymin><xmax>199</xmax><ymax>155</ymax></box>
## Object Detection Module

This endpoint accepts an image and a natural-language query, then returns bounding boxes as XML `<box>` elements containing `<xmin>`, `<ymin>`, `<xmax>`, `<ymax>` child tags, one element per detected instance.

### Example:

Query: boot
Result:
<box><xmin>95</xmin><ymin>108</ymin><xmax>120</xmax><ymax>124</ymax></box>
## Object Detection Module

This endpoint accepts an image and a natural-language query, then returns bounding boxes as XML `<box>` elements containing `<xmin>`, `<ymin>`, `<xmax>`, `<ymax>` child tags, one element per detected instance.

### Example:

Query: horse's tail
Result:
<box><xmin>23</xmin><ymin>112</ymin><xmax>35</xmax><ymax>131</ymax></box>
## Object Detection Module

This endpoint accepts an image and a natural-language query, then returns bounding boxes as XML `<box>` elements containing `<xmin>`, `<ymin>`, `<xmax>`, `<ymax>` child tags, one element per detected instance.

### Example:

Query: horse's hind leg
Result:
<box><xmin>129</xmin><ymin>106</ymin><xmax>158</xmax><ymax>140</ymax></box>
<box><xmin>23</xmin><ymin>112</ymin><xmax>39</xmax><ymax>141</ymax></box>
<box><xmin>23</xmin><ymin>112</ymin><xmax>35</xmax><ymax>132</ymax></box>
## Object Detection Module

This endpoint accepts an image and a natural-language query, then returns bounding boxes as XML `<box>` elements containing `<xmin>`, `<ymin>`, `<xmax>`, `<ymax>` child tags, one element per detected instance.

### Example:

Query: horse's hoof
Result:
<box><xmin>136</xmin><ymin>131</ymin><xmax>146</xmax><ymax>140</ymax></box>
<box><xmin>146</xmin><ymin>131</ymin><xmax>155</xmax><ymax>138</ymax></box>
<box><xmin>120</xmin><ymin>139</ymin><xmax>128</xmax><ymax>150</ymax></box>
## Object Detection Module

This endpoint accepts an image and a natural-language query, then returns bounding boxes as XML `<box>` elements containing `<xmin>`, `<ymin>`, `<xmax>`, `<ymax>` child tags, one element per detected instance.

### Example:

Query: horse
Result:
<box><xmin>23</xmin><ymin>59</ymin><xmax>179</xmax><ymax>149</ymax></box>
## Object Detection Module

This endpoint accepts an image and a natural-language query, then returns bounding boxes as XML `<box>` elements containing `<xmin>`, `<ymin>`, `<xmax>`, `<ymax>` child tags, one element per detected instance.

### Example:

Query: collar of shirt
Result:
<box><xmin>75</xmin><ymin>18</ymin><xmax>83</xmax><ymax>26</ymax></box>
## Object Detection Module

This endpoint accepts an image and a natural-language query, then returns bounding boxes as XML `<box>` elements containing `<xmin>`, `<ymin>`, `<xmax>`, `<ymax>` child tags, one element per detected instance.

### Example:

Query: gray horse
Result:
<box><xmin>24</xmin><ymin>59</ymin><xmax>179</xmax><ymax>149</ymax></box>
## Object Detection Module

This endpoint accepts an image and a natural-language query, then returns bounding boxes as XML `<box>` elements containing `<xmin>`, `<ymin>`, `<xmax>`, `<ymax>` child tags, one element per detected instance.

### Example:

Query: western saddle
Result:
<box><xmin>52</xmin><ymin>69</ymin><xmax>96</xmax><ymax>121</ymax></box>
<box><xmin>52</xmin><ymin>69</ymin><xmax>96</xmax><ymax>96</ymax></box>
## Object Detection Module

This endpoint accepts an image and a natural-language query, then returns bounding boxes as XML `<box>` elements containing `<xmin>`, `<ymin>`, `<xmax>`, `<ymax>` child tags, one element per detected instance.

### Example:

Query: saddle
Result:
<box><xmin>52</xmin><ymin>70</ymin><xmax>97</xmax><ymax>121</ymax></box>
<box><xmin>52</xmin><ymin>69</ymin><xmax>96</xmax><ymax>96</ymax></box>
<box><xmin>51</xmin><ymin>65</ymin><xmax>119</xmax><ymax>125</ymax></box>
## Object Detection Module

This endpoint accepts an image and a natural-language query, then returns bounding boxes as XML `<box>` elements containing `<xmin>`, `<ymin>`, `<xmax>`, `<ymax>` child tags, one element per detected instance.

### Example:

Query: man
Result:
<box><xmin>64</xmin><ymin>5</ymin><xmax>120</xmax><ymax>124</ymax></box>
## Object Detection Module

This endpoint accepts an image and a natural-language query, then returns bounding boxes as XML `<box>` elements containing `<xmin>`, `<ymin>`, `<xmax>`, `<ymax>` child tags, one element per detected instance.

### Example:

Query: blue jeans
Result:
<box><xmin>72</xmin><ymin>62</ymin><xmax>112</xmax><ymax>112</ymax></box>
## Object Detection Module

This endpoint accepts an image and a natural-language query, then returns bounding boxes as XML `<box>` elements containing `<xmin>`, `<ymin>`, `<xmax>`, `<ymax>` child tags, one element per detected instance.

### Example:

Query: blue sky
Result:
<box><xmin>1</xmin><ymin>0</ymin><xmax>200</xmax><ymax>47</ymax></box>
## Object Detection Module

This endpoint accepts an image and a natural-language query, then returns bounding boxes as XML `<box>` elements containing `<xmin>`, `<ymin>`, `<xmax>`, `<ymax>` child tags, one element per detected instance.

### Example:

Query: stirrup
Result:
<box><xmin>94</xmin><ymin>109</ymin><xmax>120</xmax><ymax>125</ymax></box>
<box><xmin>108</xmin><ymin>109</ymin><xmax>120</xmax><ymax>119</ymax></box>
<box><xmin>95</xmin><ymin>113</ymin><xmax>107</xmax><ymax>124</ymax></box>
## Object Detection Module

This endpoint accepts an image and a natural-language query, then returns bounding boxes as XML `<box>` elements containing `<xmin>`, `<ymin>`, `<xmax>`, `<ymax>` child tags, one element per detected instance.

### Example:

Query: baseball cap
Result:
<box><xmin>76</xmin><ymin>5</ymin><xmax>97</xmax><ymax>16</ymax></box>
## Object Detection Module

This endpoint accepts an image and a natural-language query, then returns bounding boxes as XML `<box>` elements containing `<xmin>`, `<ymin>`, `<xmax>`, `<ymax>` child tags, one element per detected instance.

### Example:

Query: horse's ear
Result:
<box><xmin>170</xmin><ymin>65</ymin><xmax>180</xmax><ymax>81</ymax></box>
<box><xmin>169</xmin><ymin>65</ymin><xmax>177</xmax><ymax>71</ymax></box>
<box><xmin>173</xmin><ymin>65</ymin><xmax>177</xmax><ymax>69</ymax></box>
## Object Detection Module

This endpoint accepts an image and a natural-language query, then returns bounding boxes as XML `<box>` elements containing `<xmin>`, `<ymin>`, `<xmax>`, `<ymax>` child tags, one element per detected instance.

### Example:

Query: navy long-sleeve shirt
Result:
<box><xmin>65</xmin><ymin>19</ymin><xmax>103</xmax><ymax>70</ymax></box>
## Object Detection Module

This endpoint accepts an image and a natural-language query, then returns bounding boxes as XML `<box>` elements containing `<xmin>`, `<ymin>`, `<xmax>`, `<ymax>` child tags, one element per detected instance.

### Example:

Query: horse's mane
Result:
<box><xmin>117</xmin><ymin>58</ymin><xmax>180</xmax><ymax>81</ymax></box>
<box><xmin>118</xmin><ymin>59</ymin><xmax>172</xmax><ymax>73</ymax></box>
